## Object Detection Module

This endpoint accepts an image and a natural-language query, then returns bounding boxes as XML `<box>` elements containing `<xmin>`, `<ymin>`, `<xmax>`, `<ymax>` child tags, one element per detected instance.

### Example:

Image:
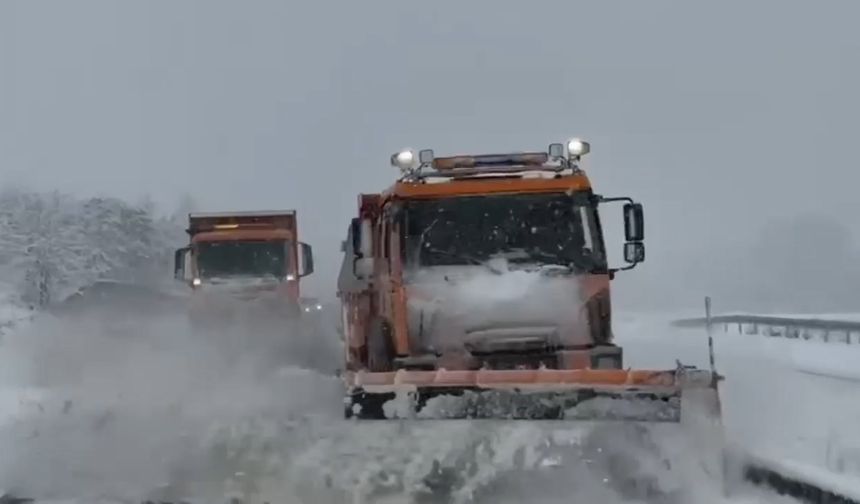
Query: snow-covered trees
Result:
<box><xmin>0</xmin><ymin>189</ymin><xmax>185</xmax><ymax>308</ymax></box>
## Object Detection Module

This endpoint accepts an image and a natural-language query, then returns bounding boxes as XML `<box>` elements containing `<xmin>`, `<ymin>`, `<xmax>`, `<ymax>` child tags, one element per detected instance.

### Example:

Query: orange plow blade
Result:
<box><xmin>343</xmin><ymin>367</ymin><xmax>719</xmax><ymax>421</ymax></box>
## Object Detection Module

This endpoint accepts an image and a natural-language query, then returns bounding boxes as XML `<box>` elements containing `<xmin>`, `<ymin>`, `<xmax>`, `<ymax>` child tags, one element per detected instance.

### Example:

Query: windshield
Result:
<box><xmin>196</xmin><ymin>240</ymin><xmax>289</xmax><ymax>279</ymax></box>
<box><xmin>403</xmin><ymin>192</ymin><xmax>606</xmax><ymax>272</ymax></box>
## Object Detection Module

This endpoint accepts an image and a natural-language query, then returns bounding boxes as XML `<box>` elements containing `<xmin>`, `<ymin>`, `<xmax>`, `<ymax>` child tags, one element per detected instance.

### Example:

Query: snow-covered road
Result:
<box><xmin>0</xmin><ymin>302</ymin><xmax>856</xmax><ymax>503</ymax></box>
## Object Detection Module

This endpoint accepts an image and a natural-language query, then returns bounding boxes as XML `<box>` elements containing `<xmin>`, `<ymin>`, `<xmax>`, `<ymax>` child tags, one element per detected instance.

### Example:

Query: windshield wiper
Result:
<box><xmin>512</xmin><ymin>249</ymin><xmax>597</xmax><ymax>274</ymax></box>
<box><xmin>426</xmin><ymin>247</ymin><xmax>484</xmax><ymax>266</ymax></box>
<box><xmin>424</xmin><ymin>247</ymin><xmax>517</xmax><ymax>275</ymax></box>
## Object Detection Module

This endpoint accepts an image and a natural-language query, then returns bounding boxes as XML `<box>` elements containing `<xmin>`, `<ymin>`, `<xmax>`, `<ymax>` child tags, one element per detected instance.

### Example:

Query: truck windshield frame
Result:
<box><xmin>196</xmin><ymin>239</ymin><xmax>290</xmax><ymax>280</ymax></box>
<box><xmin>402</xmin><ymin>192</ymin><xmax>607</xmax><ymax>273</ymax></box>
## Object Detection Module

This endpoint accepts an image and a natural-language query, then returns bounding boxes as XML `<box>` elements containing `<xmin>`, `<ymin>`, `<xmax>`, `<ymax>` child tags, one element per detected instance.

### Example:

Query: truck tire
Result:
<box><xmin>367</xmin><ymin>317</ymin><xmax>394</xmax><ymax>372</ymax></box>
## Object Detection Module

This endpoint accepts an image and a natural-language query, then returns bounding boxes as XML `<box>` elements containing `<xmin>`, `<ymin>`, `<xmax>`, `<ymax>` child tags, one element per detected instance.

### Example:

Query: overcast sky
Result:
<box><xmin>1</xmin><ymin>0</ymin><xmax>859</xmax><ymax>302</ymax></box>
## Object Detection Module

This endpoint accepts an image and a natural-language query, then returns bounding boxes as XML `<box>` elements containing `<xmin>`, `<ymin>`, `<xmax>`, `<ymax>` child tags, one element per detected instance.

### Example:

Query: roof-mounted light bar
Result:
<box><xmin>433</xmin><ymin>152</ymin><xmax>549</xmax><ymax>171</ymax></box>
<box><xmin>391</xmin><ymin>138</ymin><xmax>590</xmax><ymax>178</ymax></box>
<box><xmin>189</xmin><ymin>222</ymin><xmax>280</xmax><ymax>234</ymax></box>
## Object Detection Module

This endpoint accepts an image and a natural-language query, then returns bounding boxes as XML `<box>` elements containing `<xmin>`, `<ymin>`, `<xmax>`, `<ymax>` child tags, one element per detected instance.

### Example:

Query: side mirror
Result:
<box><xmin>623</xmin><ymin>203</ymin><xmax>644</xmax><ymax>242</ymax></box>
<box><xmin>358</xmin><ymin>218</ymin><xmax>373</xmax><ymax>257</ymax></box>
<box><xmin>299</xmin><ymin>242</ymin><xmax>314</xmax><ymax>277</ymax></box>
<box><xmin>173</xmin><ymin>247</ymin><xmax>190</xmax><ymax>280</ymax></box>
<box><xmin>624</xmin><ymin>242</ymin><xmax>645</xmax><ymax>264</ymax></box>
<box><xmin>350</xmin><ymin>217</ymin><xmax>373</xmax><ymax>257</ymax></box>
<box><xmin>350</xmin><ymin>216</ymin><xmax>374</xmax><ymax>279</ymax></box>
<box><xmin>350</xmin><ymin>218</ymin><xmax>362</xmax><ymax>255</ymax></box>
<box><xmin>600</xmin><ymin>196</ymin><xmax>645</xmax><ymax>276</ymax></box>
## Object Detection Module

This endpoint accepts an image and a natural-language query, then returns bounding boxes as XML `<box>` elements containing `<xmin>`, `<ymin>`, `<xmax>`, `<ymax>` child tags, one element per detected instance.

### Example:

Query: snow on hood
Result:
<box><xmin>404</xmin><ymin>260</ymin><xmax>591</xmax><ymax>352</ymax></box>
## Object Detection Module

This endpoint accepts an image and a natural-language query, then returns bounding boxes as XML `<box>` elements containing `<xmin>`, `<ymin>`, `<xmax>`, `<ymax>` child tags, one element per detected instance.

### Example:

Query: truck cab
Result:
<box><xmin>174</xmin><ymin>210</ymin><xmax>314</xmax><ymax>316</ymax></box>
<box><xmin>337</xmin><ymin>139</ymin><xmax>645</xmax><ymax>374</ymax></box>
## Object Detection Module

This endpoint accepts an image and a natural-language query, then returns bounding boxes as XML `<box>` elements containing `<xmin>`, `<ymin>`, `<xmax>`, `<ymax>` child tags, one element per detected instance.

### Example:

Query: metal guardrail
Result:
<box><xmin>744</xmin><ymin>462</ymin><xmax>860</xmax><ymax>504</ymax></box>
<box><xmin>675</xmin><ymin>308</ymin><xmax>860</xmax><ymax>500</ymax></box>
<box><xmin>673</xmin><ymin>314</ymin><xmax>860</xmax><ymax>344</ymax></box>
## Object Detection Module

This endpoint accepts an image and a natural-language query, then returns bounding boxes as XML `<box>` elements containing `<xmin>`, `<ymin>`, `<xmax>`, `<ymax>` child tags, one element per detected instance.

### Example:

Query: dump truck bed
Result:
<box><xmin>187</xmin><ymin>210</ymin><xmax>297</xmax><ymax>236</ymax></box>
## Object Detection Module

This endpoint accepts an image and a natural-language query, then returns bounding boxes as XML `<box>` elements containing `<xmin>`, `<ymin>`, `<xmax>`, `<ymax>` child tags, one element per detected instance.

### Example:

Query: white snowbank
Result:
<box><xmin>632</xmin><ymin>313</ymin><xmax>860</xmax><ymax>487</ymax></box>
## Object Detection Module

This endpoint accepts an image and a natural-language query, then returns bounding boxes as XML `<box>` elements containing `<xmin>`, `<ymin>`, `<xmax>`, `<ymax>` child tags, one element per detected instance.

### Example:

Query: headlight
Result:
<box><xmin>567</xmin><ymin>138</ymin><xmax>590</xmax><ymax>157</ymax></box>
<box><xmin>192</xmin><ymin>278</ymin><xmax>202</xmax><ymax>287</ymax></box>
<box><xmin>315</xmin><ymin>304</ymin><xmax>323</xmax><ymax>311</ymax></box>
<box><xmin>390</xmin><ymin>149</ymin><xmax>417</xmax><ymax>173</ymax></box>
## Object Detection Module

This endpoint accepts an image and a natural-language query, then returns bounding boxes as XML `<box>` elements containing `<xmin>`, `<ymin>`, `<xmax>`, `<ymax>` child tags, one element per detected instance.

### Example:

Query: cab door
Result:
<box><xmin>377</xmin><ymin>210</ymin><xmax>394</xmax><ymax>324</ymax></box>
<box><xmin>388</xmin><ymin>214</ymin><xmax>409</xmax><ymax>355</ymax></box>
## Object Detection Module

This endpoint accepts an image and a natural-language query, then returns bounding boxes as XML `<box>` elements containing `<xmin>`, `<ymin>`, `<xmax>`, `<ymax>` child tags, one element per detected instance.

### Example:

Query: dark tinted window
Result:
<box><xmin>196</xmin><ymin>240</ymin><xmax>287</xmax><ymax>279</ymax></box>
<box><xmin>403</xmin><ymin>193</ymin><xmax>606</xmax><ymax>272</ymax></box>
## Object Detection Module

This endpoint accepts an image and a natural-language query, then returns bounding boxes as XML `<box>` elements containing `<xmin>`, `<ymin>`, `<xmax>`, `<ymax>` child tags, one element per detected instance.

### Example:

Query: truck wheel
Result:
<box><xmin>367</xmin><ymin>318</ymin><xmax>394</xmax><ymax>372</ymax></box>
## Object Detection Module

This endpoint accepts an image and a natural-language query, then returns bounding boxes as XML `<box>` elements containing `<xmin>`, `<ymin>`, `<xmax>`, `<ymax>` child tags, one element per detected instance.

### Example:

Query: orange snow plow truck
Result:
<box><xmin>173</xmin><ymin>210</ymin><xmax>315</xmax><ymax>317</ymax></box>
<box><xmin>337</xmin><ymin>139</ymin><xmax>722</xmax><ymax>421</ymax></box>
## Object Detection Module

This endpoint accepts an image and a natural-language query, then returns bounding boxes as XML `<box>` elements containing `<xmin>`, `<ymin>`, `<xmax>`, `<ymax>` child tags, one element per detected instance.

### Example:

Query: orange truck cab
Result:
<box><xmin>173</xmin><ymin>210</ymin><xmax>315</xmax><ymax>317</ymax></box>
<box><xmin>337</xmin><ymin>139</ymin><xmax>645</xmax><ymax>378</ymax></box>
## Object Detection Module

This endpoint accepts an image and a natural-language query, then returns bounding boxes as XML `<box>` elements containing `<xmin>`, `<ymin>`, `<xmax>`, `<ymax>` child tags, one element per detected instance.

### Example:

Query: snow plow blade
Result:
<box><xmin>344</xmin><ymin>367</ymin><xmax>720</xmax><ymax>421</ymax></box>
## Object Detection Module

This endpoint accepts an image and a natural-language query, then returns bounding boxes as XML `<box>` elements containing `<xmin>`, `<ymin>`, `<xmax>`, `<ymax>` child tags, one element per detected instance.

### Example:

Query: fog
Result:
<box><xmin>2</xmin><ymin>0</ymin><xmax>859</xmax><ymax>311</ymax></box>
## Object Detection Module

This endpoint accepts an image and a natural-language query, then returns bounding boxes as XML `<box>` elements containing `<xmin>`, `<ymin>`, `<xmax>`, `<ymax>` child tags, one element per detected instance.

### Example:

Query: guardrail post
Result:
<box><xmin>705</xmin><ymin>297</ymin><xmax>717</xmax><ymax>377</ymax></box>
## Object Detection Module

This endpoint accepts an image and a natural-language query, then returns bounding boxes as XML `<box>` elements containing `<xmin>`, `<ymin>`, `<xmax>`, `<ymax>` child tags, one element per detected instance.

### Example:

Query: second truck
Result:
<box><xmin>174</xmin><ymin>210</ymin><xmax>316</xmax><ymax>320</ymax></box>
